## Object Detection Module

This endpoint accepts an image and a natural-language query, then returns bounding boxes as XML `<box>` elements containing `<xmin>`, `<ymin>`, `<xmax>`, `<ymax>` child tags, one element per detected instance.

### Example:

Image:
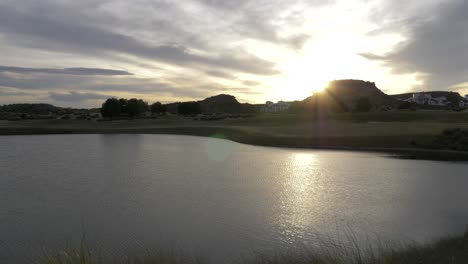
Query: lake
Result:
<box><xmin>1</xmin><ymin>134</ymin><xmax>468</xmax><ymax>262</ymax></box>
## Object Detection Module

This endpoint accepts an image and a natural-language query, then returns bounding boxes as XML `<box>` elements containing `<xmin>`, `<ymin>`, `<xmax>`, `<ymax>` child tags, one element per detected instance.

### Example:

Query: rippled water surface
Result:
<box><xmin>1</xmin><ymin>134</ymin><xmax>468</xmax><ymax>262</ymax></box>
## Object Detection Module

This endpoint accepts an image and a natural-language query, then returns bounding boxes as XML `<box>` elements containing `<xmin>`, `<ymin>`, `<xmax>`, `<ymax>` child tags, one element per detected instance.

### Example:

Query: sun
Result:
<box><xmin>272</xmin><ymin>62</ymin><xmax>330</xmax><ymax>101</ymax></box>
<box><xmin>271</xmin><ymin>31</ymin><xmax>386</xmax><ymax>102</ymax></box>
<box><xmin>271</xmin><ymin>42</ymin><xmax>352</xmax><ymax>101</ymax></box>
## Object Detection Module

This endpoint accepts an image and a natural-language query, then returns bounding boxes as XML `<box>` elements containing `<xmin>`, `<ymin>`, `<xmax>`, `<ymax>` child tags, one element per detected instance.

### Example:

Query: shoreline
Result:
<box><xmin>2</xmin><ymin>126</ymin><xmax>468</xmax><ymax>161</ymax></box>
<box><xmin>35</xmin><ymin>230</ymin><xmax>468</xmax><ymax>263</ymax></box>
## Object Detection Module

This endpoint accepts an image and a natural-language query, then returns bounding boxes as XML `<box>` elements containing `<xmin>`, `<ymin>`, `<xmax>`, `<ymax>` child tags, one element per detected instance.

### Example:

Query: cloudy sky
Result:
<box><xmin>0</xmin><ymin>0</ymin><xmax>467</xmax><ymax>107</ymax></box>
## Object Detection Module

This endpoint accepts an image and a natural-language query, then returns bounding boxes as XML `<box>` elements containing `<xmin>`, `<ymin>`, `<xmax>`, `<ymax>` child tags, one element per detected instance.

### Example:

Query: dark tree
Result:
<box><xmin>288</xmin><ymin>101</ymin><xmax>305</xmax><ymax>114</ymax></box>
<box><xmin>328</xmin><ymin>99</ymin><xmax>349</xmax><ymax>113</ymax></box>
<box><xmin>398</xmin><ymin>101</ymin><xmax>413</xmax><ymax>110</ymax></box>
<box><xmin>150</xmin><ymin>102</ymin><xmax>166</xmax><ymax>115</ymax></box>
<box><xmin>355</xmin><ymin>97</ymin><xmax>372</xmax><ymax>112</ymax></box>
<box><xmin>177</xmin><ymin>102</ymin><xmax>201</xmax><ymax>115</ymax></box>
<box><xmin>126</xmin><ymin>98</ymin><xmax>149</xmax><ymax>117</ymax></box>
<box><xmin>118</xmin><ymin>98</ymin><xmax>128</xmax><ymax>114</ymax></box>
<box><xmin>101</xmin><ymin>98</ymin><xmax>121</xmax><ymax>118</ymax></box>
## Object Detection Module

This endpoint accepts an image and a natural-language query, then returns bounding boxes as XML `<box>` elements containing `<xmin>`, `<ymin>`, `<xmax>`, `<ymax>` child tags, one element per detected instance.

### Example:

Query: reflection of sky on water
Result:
<box><xmin>2</xmin><ymin>135</ymin><xmax>468</xmax><ymax>262</ymax></box>
<box><xmin>204</xmin><ymin>135</ymin><xmax>234</xmax><ymax>162</ymax></box>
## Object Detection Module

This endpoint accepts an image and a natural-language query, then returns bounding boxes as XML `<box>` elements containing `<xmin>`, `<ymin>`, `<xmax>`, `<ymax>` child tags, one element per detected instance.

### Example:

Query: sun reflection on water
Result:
<box><xmin>276</xmin><ymin>152</ymin><xmax>322</xmax><ymax>244</ymax></box>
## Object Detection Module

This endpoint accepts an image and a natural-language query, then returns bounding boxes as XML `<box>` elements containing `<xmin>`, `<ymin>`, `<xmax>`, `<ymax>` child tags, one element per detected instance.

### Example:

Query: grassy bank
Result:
<box><xmin>3</xmin><ymin>111</ymin><xmax>468</xmax><ymax>160</ymax></box>
<box><xmin>38</xmin><ymin>231</ymin><xmax>468</xmax><ymax>264</ymax></box>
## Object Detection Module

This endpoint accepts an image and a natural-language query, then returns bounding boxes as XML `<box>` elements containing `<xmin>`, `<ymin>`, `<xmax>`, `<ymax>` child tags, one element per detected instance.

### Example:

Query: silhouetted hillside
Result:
<box><xmin>0</xmin><ymin>103</ymin><xmax>64</xmax><ymax>114</ymax></box>
<box><xmin>164</xmin><ymin>94</ymin><xmax>257</xmax><ymax>115</ymax></box>
<box><xmin>199</xmin><ymin>94</ymin><xmax>241</xmax><ymax>114</ymax></box>
<box><xmin>324</xmin><ymin>80</ymin><xmax>399</xmax><ymax>110</ymax></box>
<box><xmin>0</xmin><ymin>103</ymin><xmax>95</xmax><ymax>120</ymax></box>
<box><xmin>290</xmin><ymin>80</ymin><xmax>399</xmax><ymax>113</ymax></box>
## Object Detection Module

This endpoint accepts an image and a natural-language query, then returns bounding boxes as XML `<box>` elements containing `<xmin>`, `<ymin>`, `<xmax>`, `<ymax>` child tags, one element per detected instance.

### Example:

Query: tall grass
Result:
<box><xmin>39</xmin><ymin>246</ymin><xmax>204</xmax><ymax>264</ymax></box>
<box><xmin>243</xmin><ymin>230</ymin><xmax>468</xmax><ymax>264</ymax></box>
<box><xmin>36</xmin><ymin>230</ymin><xmax>468</xmax><ymax>264</ymax></box>
<box><xmin>38</xmin><ymin>239</ymin><xmax>101</xmax><ymax>264</ymax></box>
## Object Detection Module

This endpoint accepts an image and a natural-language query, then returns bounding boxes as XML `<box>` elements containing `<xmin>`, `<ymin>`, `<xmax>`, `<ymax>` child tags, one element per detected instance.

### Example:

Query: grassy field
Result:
<box><xmin>39</xmin><ymin>230</ymin><xmax>468</xmax><ymax>264</ymax></box>
<box><xmin>3</xmin><ymin>110</ymin><xmax>468</xmax><ymax>160</ymax></box>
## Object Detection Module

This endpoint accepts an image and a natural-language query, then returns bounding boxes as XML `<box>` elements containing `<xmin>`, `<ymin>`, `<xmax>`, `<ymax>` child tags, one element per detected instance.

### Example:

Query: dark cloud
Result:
<box><xmin>0</xmin><ymin>70</ymin><xmax>258</xmax><ymax>103</ymax></box>
<box><xmin>0</xmin><ymin>88</ymin><xmax>29</xmax><ymax>97</ymax></box>
<box><xmin>0</xmin><ymin>66</ymin><xmax>132</xmax><ymax>76</ymax></box>
<box><xmin>0</xmin><ymin>2</ymin><xmax>279</xmax><ymax>76</ymax></box>
<box><xmin>0</xmin><ymin>72</ymin><xmax>178</xmax><ymax>95</ymax></box>
<box><xmin>0</xmin><ymin>73</ymin><xmax>71</xmax><ymax>90</ymax></box>
<box><xmin>366</xmin><ymin>0</ymin><xmax>468</xmax><ymax>90</ymax></box>
<box><xmin>195</xmin><ymin>0</ymin><xmax>326</xmax><ymax>50</ymax></box>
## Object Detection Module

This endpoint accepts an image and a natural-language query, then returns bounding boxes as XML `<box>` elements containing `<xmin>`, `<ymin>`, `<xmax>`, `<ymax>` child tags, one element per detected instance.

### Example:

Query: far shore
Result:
<box><xmin>3</xmin><ymin>111</ymin><xmax>468</xmax><ymax>161</ymax></box>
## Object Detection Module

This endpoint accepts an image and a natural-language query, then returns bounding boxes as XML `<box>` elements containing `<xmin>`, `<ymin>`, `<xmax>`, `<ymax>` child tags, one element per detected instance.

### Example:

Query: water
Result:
<box><xmin>1</xmin><ymin>134</ymin><xmax>468</xmax><ymax>262</ymax></box>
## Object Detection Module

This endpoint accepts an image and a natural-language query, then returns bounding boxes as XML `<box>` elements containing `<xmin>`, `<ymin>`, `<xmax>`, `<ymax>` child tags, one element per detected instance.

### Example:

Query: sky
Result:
<box><xmin>0</xmin><ymin>0</ymin><xmax>467</xmax><ymax>108</ymax></box>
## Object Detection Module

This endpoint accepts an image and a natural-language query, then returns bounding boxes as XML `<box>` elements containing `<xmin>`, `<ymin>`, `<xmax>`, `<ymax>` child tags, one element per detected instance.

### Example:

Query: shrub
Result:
<box><xmin>355</xmin><ymin>97</ymin><xmax>372</xmax><ymax>112</ymax></box>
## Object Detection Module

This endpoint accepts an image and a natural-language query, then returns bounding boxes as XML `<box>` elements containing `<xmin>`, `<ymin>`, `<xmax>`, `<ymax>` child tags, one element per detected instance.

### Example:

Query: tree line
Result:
<box><xmin>101</xmin><ymin>98</ymin><xmax>166</xmax><ymax>118</ymax></box>
<box><xmin>101</xmin><ymin>98</ymin><xmax>202</xmax><ymax>118</ymax></box>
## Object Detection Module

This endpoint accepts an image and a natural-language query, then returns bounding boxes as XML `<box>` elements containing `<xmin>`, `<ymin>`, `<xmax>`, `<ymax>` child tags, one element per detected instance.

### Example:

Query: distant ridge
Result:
<box><xmin>0</xmin><ymin>103</ymin><xmax>64</xmax><ymax>114</ymax></box>
<box><xmin>162</xmin><ymin>94</ymin><xmax>257</xmax><ymax>114</ymax></box>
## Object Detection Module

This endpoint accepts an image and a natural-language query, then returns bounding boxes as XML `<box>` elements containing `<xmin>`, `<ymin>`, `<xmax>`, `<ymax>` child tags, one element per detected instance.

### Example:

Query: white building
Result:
<box><xmin>430</xmin><ymin>96</ymin><xmax>448</xmax><ymax>106</ymax></box>
<box><xmin>263</xmin><ymin>101</ymin><xmax>291</xmax><ymax>113</ymax></box>
<box><xmin>403</xmin><ymin>93</ymin><xmax>450</xmax><ymax>106</ymax></box>
<box><xmin>412</xmin><ymin>93</ymin><xmax>432</xmax><ymax>104</ymax></box>
<box><xmin>459</xmin><ymin>100</ymin><xmax>468</xmax><ymax>107</ymax></box>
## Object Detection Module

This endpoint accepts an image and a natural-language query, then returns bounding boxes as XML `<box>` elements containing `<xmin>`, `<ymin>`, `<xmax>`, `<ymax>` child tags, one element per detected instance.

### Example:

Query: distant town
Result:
<box><xmin>396</xmin><ymin>92</ymin><xmax>468</xmax><ymax>107</ymax></box>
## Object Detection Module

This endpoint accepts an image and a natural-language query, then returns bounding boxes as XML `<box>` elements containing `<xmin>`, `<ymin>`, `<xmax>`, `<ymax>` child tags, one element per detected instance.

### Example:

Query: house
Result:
<box><xmin>262</xmin><ymin>101</ymin><xmax>291</xmax><ymax>113</ymax></box>
<box><xmin>412</xmin><ymin>93</ymin><xmax>432</xmax><ymax>104</ymax></box>
<box><xmin>430</xmin><ymin>96</ymin><xmax>449</xmax><ymax>106</ymax></box>
<box><xmin>404</xmin><ymin>93</ymin><xmax>450</xmax><ymax>106</ymax></box>
<box><xmin>459</xmin><ymin>100</ymin><xmax>468</xmax><ymax>108</ymax></box>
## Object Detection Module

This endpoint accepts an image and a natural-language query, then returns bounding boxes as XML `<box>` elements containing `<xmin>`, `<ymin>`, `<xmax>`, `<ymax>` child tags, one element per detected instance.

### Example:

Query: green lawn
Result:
<box><xmin>3</xmin><ymin>111</ymin><xmax>468</xmax><ymax>160</ymax></box>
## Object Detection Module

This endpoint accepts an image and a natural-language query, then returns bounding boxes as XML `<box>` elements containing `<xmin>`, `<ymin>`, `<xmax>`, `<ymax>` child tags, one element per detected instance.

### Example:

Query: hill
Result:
<box><xmin>0</xmin><ymin>103</ymin><xmax>95</xmax><ymax>120</ymax></box>
<box><xmin>199</xmin><ymin>94</ymin><xmax>241</xmax><ymax>114</ymax></box>
<box><xmin>0</xmin><ymin>103</ymin><xmax>64</xmax><ymax>114</ymax></box>
<box><xmin>290</xmin><ymin>80</ymin><xmax>399</xmax><ymax>113</ymax></box>
<box><xmin>164</xmin><ymin>94</ymin><xmax>257</xmax><ymax>115</ymax></box>
<box><xmin>324</xmin><ymin>80</ymin><xmax>399</xmax><ymax>110</ymax></box>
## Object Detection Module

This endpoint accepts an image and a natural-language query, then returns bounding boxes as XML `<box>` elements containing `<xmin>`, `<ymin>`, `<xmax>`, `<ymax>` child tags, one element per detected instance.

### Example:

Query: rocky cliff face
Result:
<box><xmin>324</xmin><ymin>80</ymin><xmax>398</xmax><ymax>109</ymax></box>
<box><xmin>290</xmin><ymin>80</ymin><xmax>399</xmax><ymax>113</ymax></box>
<box><xmin>317</xmin><ymin>80</ymin><xmax>398</xmax><ymax>111</ymax></box>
